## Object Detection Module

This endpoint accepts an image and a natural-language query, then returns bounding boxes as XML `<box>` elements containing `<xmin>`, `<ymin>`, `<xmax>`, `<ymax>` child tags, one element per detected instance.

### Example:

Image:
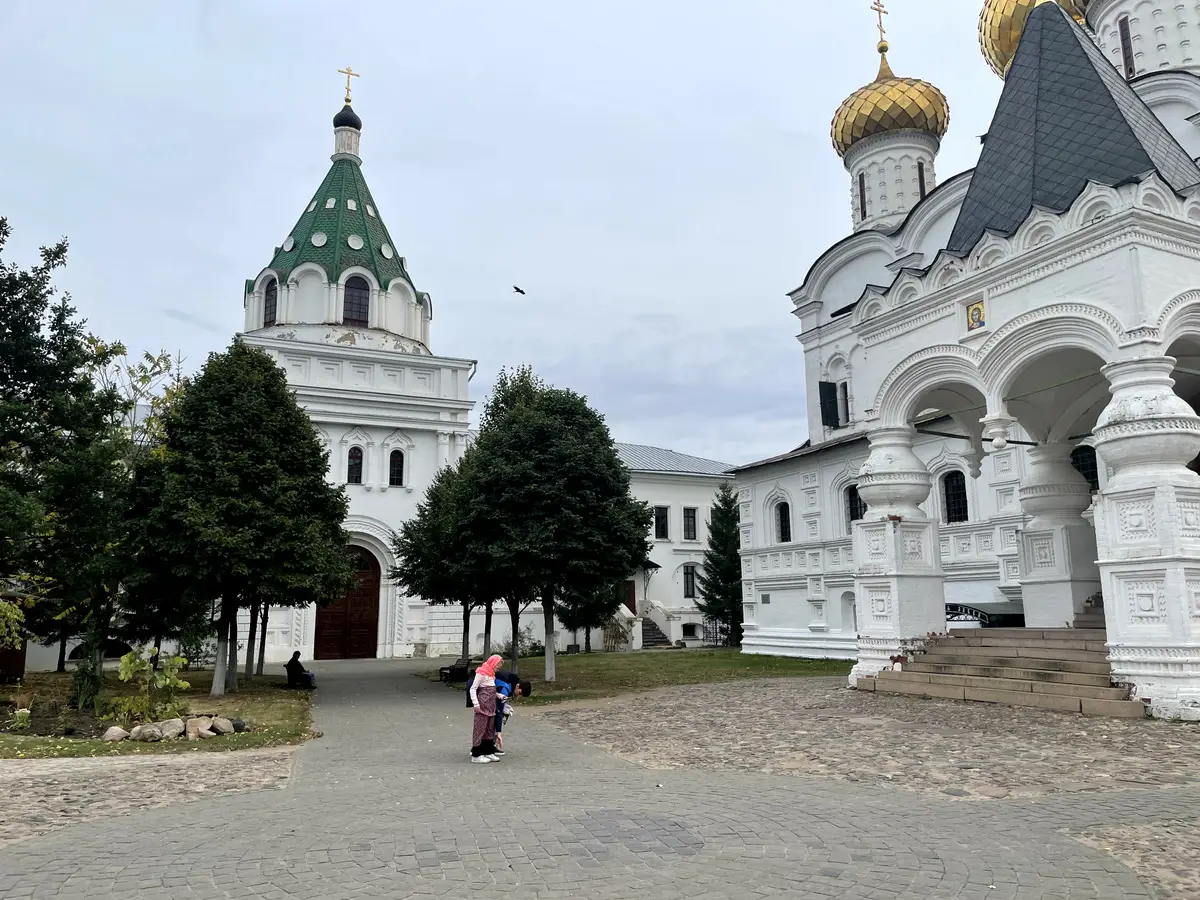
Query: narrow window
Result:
<box><xmin>846</xmin><ymin>485</ymin><xmax>867</xmax><ymax>534</ymax></box>
<box><xmin>1070</xmin><ymin>445</ymin><xmax>1100</xmax><ymax>493</ymax></box>
<box><xmin>1118</xmin><ymin>16</ymin><xmax>1135</xmax><ymax>79</ymax></box>
<box><xmin>389</xmin><ymin>449</ymin><xmax>405</xmax><ymax>487</ymax></box>
<box><xmin>837</xmin><ymin>381</ymin><xmax>850</xmax><ymax>426</ymax></box>
<box><xmin>683</xmin><ymin>563</ymin><xmax>697</xmax><ymax>599</ymax></box>
<box><xmin>858</xmin><ymin>172</ymin><xmax>868</xmax><ymax>221</ymax></box>
<box><xmin>917</xmin><ymin>160</ymin><xmax>928</xmax><ymax>199</ymax></box>
<box><xmin>775</xmin><ymin>502</ymin><xmax>792</xmax><ymax>544</ymax></box>
<box><xmin>343</xmin><ymin>275</ymin><xmax>370</xmax><ymax>328</ymax></box>
<box><xmin>347</xmin><ymin>446</ymin><xmax>364</xmax><ymax>485</ymax></box>
<box><xmin>654</xmin><ymin>506</ymin><xmax>670</xmax><ymax>540</ymax></box>
<box><xmin>683</xmin><ymin>507</ymin><xmax>698</xmax><ymax>541</ymax></box>
<box><xmin>818</xmin><ymin>381</ymin><xmax>841</xmax><ymax>429</ymax></box>
<box><xmin>263</xmin><ymin>278</ymin><xmax>278</xmax><ymax>328</ymax></box>
<box><xmin>942</xmin><ymin>471</ymin><xmax>969</xmax><ymax>524</ymax></box>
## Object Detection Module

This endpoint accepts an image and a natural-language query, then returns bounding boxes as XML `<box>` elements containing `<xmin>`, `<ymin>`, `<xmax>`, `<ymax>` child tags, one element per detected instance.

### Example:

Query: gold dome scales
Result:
<box><xmin>979</xmin><ymin>0</ymin><xmax>1090</xmax><ymax>77</ymax></box>
<box><xmin>830</xmin><ymin>2</ymin><xmax>950</xmax><ymax>158</ymax></box>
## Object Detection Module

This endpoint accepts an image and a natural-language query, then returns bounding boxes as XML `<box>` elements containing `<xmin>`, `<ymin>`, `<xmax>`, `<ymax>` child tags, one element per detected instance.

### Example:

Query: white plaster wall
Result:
<box><xmin>846</xmin><ymin>131</ymin><xmax>939</xmax><ymax>232</ymax></box>
<box><xmin>290</xmin><ymin>268</ymin><xmax>329</xmax><ymax>326</ymax></box>
<box><xmin>1090</xmin><ymin>0</ymin><xmax>1200</xmax><ymax>75</ymax></box>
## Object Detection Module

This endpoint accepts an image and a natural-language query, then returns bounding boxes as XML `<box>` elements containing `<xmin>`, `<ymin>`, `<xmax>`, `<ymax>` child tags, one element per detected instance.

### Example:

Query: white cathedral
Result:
<box><xmin>735</xmin><ymin>0</ymin><xmax>1200</xmax><ymax>719</ymax></box>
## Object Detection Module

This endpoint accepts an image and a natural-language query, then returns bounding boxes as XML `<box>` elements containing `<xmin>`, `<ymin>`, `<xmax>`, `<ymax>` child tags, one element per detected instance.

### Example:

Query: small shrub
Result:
<box><xmin>68</xmin><ymin>652</ymin><xmax>103</xmax><ymax>712</ymax></box>
<box><xmin>9</xmin><ymin>708</ymin><xmax>30</xmax><ymax>731</ymax></box>
<box><xmin>109</xmin><ymin>647</ymin><xmax>191</xmax><ymax>726</ymax></box>
<box><xmin>498</xmin><ymin>624</ymin><xmax>545</xmax><ymax>660</ymax></box>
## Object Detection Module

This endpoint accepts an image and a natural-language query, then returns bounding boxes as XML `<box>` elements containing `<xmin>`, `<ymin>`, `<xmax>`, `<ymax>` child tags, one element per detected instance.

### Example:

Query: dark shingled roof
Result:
<box><xmin>946</xmin><ymin>3</ymin><xmax>1200</xmax><ymax>256</ymax></box>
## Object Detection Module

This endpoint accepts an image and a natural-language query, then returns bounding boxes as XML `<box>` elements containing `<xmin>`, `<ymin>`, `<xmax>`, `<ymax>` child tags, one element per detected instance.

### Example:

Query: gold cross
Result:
<box><xmin>870</xmin><ymin>0</ymin><xmax>888</xmax><ymax>41</ymax></box>
<box><xmin>337</xmin><ymin>66</ymin><xmax>360</xmax><ymax>103</ymax></box>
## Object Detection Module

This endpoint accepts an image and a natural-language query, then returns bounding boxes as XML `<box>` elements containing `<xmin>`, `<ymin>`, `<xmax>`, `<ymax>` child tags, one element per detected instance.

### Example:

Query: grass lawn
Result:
<box><xmin>427</xmin><ymin>649</ymin><xmax>851</xmax><ymax>705</ymax></box>
<box><xmin>0</xmin><ymin>669</ymin><xmax>314</xmax><ymax>759</ymax></box>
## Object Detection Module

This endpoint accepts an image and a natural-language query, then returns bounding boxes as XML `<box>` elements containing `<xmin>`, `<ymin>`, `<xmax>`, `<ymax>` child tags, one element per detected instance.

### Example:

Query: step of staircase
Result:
<box><xmin>640</xmin><ymin>620</ymin><xmax>671</xmax><ymax>648</ymax></box>
<box><xmin>860</xmin><ymin>627</ymin><xmax>1147</xmax><ymax>719</ymax></box>
<box><xmin>859</xmin><ymin>673</ymin><xmax>1145</xmax><ymax>717</ymax></box>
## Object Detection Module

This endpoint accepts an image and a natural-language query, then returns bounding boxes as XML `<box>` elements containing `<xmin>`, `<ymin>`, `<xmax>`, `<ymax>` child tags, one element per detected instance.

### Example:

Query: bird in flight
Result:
<box><xmin>513</xmin><ymin>286</ymin><xmax>526</xmax><ymax>295</ymax></box>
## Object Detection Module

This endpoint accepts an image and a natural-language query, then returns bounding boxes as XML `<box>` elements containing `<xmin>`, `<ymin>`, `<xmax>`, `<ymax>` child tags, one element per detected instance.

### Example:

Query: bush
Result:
<box><xmin>108</xmin><ymin>646</ymin><xmax>190</xmax><ymax>726</ymax></box>
<box><xmin>177</xmin><ymin>623</ymin><xmax>217</xmax><ymax>670</ymax></box>
<box><xmin>9</xmin><ymin>708</ymin><xmax>30</xmax><ymax>731</ymax></box>
<box><xmin>498</xmin><ymin>623</ymin><xmax>545</xmax><ymax>659</ymax></box>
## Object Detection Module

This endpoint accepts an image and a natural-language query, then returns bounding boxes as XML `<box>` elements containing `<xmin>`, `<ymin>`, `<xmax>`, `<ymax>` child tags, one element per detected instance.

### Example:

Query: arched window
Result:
<box><xmin>389</xmin><ymin>449</ymin><xmax>405</xmax><ymax>487</ymax></box>
<box><xmin>263</xmin><ymin>278</ymin><xmax>278</xmax><ymax>328</ymax></box>
<box><xmin>774</xmin><ymin>502</ymin><xmax>792</xmax><ymax>544</ymax></box>
<box><xmin>683</xmin><ymin>563</ymin><xmax>698</xmax><ymax>599</ymax></box>
<box><xmin>1070</xmin><ymin>445</ymin><xmax>1100</xmax><ymax>493</ymax></box>
<box><xmin>942</xmin><ymin>471</ymin><xmax>969</xmax><ymax>523</ymax></box>
<box><xmin>347</xmin><ymin>446</ymin><xmax>364</xmax><ymax>485</ymax></box>
<box><xmin>343</xmin><ymin>276</ymin><xmax>370</xmax><ymax>328</ymax></box>
<box><xmin>845</xmin><ymin>484</ymin><xmax>867</xmax><ymax>534</ymax></box>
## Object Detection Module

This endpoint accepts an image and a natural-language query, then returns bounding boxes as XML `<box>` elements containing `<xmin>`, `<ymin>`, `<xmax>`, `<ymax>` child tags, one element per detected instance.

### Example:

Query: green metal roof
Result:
<box><xmin>261</xmin><ymin>150</ymin><xmax>415</xmax><ymax>293</ymax></box>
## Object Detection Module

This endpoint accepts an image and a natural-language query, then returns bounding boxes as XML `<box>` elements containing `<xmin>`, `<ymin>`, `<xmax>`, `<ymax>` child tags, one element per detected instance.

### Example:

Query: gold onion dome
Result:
<box><xmin>831</xmin><ymin>40</ymin><xmax>951</xmax><ymax>159</ymax></box>
<box><xmin>980</xmin><ymin>0</ymin><xmax>1090</xmax><ymax>77</ymax></box>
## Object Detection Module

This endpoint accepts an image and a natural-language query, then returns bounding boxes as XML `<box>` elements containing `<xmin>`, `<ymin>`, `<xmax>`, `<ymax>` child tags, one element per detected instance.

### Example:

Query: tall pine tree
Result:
<box><xmin>696</xmin><ymin>481</ymin><xmax>743</xmax><ymax>646</ymax></box>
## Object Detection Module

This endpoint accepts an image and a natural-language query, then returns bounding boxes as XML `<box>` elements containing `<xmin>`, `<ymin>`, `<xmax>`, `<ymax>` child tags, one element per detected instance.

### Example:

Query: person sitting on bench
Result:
<box><xmin>285</xmin><ymin>651</ymin><xmax>316</xmax><ymax>689</ymax></box>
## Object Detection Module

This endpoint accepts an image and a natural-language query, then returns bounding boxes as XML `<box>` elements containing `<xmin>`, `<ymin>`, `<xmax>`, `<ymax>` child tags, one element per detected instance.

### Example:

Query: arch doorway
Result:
<box><xmin>315</xmin><ymin>546</ymin><xmax>381</xmax><ymax>660</ymax></box>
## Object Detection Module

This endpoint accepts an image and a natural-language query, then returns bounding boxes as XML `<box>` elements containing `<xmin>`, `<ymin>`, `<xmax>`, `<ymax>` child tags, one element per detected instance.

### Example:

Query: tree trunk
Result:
<box><xmin>585</xmin><ymin>627</ymin><xmax>592</xmax><ymax>653</ymax></box>
<box><xmin>56</xmin><ymin>636</ymin><xmax>67</xmax><ymax>673</ymax></box>
<box><xmin>225</xmin><ymin>612</ymin><xmax>239</xmax><ymax>693</ymax></box>
<box><xmin>256</xmin><ymin>605</ymin><xmax>269</xmax><ymax>676</ymax></box>
<box><xmin>211</xmin><ymin>606</ymin><xmax>229</xmax><ymax>698</ymax></box>
<box><xmin>542</xmin><ymin>587</ymin><xmax>557</xmax><ymax>683</ymax></box>
<box><xmin>460</xmin><ymin>602</ymin><xmax>472</xmax><ymax>663</ymax></box>
<box><xmin>508</xmin><ymin>599</ymin><xmax>521</xmax><ymax>675</ymax></box>
<box><xmin>244</xmin><ymin>601</ymin><xmax>260</xmax><ymax>681</ymax></box>
<box><xmin>150</xmin><ymin>640</ymin><xmax>162</xmax><ymax>671</ymax></box>
<box><xmin>483</xmin><ymin>601</ymin><xmax>493</xmax><ymax>657</ymax></box>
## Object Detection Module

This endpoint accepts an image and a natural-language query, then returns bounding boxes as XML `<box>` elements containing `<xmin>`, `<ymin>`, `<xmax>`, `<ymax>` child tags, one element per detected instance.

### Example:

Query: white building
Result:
<box><xmin>236</xmin><ymin>93</ymin><xmax>475</xmax><ymax>664</ymax></box>
<box><xmin>737</xmin><ymin>0</ymin><xmax>1200</xmax><ymax>719</ymax></box>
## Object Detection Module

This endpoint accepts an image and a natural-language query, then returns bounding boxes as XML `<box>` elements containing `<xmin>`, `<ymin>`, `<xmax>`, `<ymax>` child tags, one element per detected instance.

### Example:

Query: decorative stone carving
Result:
<box><xmin>856</xmin><ymin>427</ymin><xmax>932</xmax><ymax>519</ymax></box>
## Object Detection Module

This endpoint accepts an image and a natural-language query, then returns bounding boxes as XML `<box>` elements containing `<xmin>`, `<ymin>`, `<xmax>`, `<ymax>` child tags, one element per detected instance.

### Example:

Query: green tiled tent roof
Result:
<box><xmin>262</xmin><ymin>150</ymin><xmax>414</xmax><ymax>292</ymax></box>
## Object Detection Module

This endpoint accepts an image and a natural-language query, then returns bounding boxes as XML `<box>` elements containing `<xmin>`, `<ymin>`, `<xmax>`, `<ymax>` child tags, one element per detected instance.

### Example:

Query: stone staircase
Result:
<box><xmin>858</xmin><ymin>628</ymin><xmax>1146</xmax><ymax>718</ymax></box>
<box><xmin>640</xmin><ymin>619</ymin><xmax>672</xmax><ymax>649</ymax></box>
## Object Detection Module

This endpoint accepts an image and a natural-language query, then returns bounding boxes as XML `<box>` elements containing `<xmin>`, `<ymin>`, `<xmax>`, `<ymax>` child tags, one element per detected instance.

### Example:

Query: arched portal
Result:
<box><xmin>314</xmin><ymin>546</ymin><xmax>381</xmax><ymax>660</ymax></box>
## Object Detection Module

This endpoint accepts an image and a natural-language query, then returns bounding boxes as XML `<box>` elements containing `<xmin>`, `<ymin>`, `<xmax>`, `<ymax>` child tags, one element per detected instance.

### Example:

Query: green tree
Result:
<box><xmin>147</xmin><ymin>340</ymin><xmax>353</xmax><ymax>696</ymax></box>
<box><xmin>391</xmin><ymin>461</ymin><xmax>490</xmax><ymax>663</ymax></box>
<box><xmin>557</xmin><ymin>582</ymin><xmax>624</xmax><ymax>653</ymax></box>
<box><xmin>463</xmin><ymin>366</ymin><xmax>651</xmax><ymax>681</ymax></box>
<box><xmin>0</xmin><ymin>219</ymin><xmax>125</xmax><ymax>661</ymax></box>
<box><xmin>695</xmin><ymin>481</ymin><xmax>743</xmax><ymax>646</ymax></box>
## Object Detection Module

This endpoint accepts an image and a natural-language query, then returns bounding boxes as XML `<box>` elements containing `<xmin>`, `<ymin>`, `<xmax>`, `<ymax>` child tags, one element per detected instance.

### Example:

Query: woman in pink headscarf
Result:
<box><xmin>469</xmin><ymin>654</ymin><xmax>503</xmax><ymax>763</ymax></box>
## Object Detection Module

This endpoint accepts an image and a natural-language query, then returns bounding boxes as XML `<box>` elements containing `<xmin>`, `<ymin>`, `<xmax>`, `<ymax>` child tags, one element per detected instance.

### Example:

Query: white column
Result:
<box><xmin>1091</xmin><ymin>355</ymin><xmax>1200</xmax><ymax>720</ymax></box>
<box><xmin>1017</xmin><ymin>444</ymin><xmax>1101</xmax><ymax>627</ymax></box>
<box><xmin>850</xmin><ymin>426</ymin><xmax>946</xmax><ymax>684</ymax></box>
<box><xmin>436</xmin><ymin>431</ymin><xmax>450</xmax><ymax>469</ymax></box>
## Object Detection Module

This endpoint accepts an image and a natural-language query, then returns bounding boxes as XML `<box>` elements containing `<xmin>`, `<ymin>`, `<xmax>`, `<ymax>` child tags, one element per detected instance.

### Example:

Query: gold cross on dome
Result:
<box><xmin>870</xmin><ymin>0</ymin><xmax>888</xmax><ymax>41</ymax></box>
<box><xmin>337</xmin><ymin>66</ymin><xmax>360</xmax><ymax>103</ymax></box>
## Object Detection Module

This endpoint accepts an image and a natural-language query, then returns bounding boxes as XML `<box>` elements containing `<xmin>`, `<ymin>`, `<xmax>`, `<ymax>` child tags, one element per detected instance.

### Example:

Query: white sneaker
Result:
<box><xmin>471</xmin><ymin>755</ymin><xmax>493</xmax><ymax>764</ymax></box>
<box><xmin>485</xmin><ymin>754</ymin><xmax>501</xmax><ymax>761</ymax></box>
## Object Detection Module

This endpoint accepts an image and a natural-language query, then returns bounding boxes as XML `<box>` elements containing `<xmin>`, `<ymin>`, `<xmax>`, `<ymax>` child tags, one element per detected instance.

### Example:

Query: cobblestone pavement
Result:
<box><xmin>0</xmin><ymin>663</ymin><xmax>1192</xmax><ymax>899</ymax></box>
<box><xmin>537</xmin><ymin>677</ymin><xmax>1200</xmax><ymax>897</ymax></box>
<box><xmin>0</xmin><ymin>748</ymin><xmax>295</xmax><ymax>849</ymax></box>
<box><xmin>538</xmin><ymin>677</ymin><xmax>1200</xmax><ymax>800</ymax></box>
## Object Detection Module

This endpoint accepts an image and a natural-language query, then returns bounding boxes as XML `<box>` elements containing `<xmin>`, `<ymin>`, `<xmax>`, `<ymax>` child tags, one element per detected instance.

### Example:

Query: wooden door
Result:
<box><xmin>623</xmin><ymin>580</ymin><xmax>637</xmax><ymax>615</ymax></box>
<box><xmin>314</xmin><ymin>547</ymin><xmax>381</xmax><ymax>659</ymax></box>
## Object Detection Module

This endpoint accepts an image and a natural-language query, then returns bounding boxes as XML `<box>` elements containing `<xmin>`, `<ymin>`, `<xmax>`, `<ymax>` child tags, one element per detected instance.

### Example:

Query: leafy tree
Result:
<box><xmin>0</xmin><ymin>219</ymin><xmax>125</xmax><ymax>665</ymax></box>
<box><xmin>391</xmin><ymin>461</ymin><xmax>490</xmax><ymax>663</ymax></box>
<box><xmin>463</xmin><ymin>367</ymin><xmax>651</xmax><ymax>681</ymax></box>
<box><xmin>557</xmin><ymin>581</ymin><xmax>624</xmax><ymax>652</ymax></box>
<box><xmin>696</xmin><ymin>481</ymin><xmax>743</xmax><ymax>646</ymax></box>
<box><xmin>147</xmin><ymin>340</ymin><xmax>353</xmax><ymax>696</ymax></box>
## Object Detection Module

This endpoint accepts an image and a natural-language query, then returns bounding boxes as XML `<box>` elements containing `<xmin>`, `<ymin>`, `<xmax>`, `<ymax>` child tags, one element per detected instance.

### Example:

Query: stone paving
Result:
<box><xmin>0</xmin><ymin>748</ymin><xmax>295</xmax><ymax>849</ymax></box>
<box><xmin>0</xmin><ymin>661</ymin><xmax>1194</xmax><ymax>898</ymax></box>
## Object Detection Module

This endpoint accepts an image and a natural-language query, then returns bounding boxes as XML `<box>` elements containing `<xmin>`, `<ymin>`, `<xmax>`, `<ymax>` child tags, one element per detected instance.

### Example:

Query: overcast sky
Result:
<box><xmin>0</xmin><ymin>1</ymin><xmax>1003</xmax><ymax>466</ymax></box>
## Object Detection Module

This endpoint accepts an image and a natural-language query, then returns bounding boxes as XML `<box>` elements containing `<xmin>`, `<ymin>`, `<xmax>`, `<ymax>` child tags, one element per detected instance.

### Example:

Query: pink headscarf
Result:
<box><xmin>478</xmin><ymin>654</ymin><xmax>503</xmax><ymax>678</ymax></box>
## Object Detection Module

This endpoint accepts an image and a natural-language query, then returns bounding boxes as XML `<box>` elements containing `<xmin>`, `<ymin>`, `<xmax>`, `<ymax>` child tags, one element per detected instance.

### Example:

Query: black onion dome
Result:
<box><xmin>333</xmin><ymin>103</ymin><xmax>362</xmax><ymax>130</ymax></box>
